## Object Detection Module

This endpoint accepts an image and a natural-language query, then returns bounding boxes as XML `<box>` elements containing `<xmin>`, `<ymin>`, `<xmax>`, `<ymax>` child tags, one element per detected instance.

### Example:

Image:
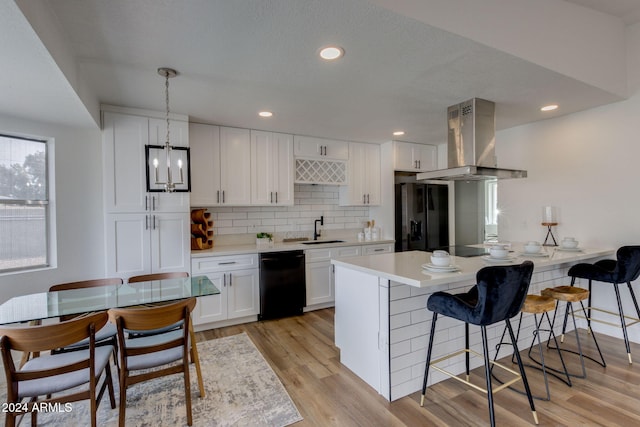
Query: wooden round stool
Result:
<box><xmin>494</xmin><ymin>294</ymin><xmax>571</xmax><ymax>401</ymax></box>
<box><xmin>541</xmin><ymin>285</ymin><xmax>606</xmax><ymax>378</ymax></box>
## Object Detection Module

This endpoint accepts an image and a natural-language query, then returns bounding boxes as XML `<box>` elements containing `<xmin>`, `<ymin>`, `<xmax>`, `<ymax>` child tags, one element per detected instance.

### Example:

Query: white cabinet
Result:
<box><xmin>251</xmin><ymin>130</ymin><xmax>294</xmax><ymax>205</ymax></box>
<box><xmin>189</xmin><ymin>124</ymin><xmax>252</xmax><ymax>206</ymax></box>
<box><xmin>102</xmin><ymin>111</ymin><xmax>189</xmax><ymax>213</ymax></box>
<box><xmin>362</xmin><ymin>243</ymin><xmax>394</xmax><ymax>255</ymax></box>
<box><xmin>305</xmin><ymin>245</ymin><xmax>361</xmax><ymax>307</ymax></box>
<box><xmin>394</xmin><ymin>141</ymin><xmax>437</xmax><ymax>172</ymax></box>
<box><xmin>191</xmin><ymin>254</ymin><xmax>259</xmax><ymax>326</ymax></box>
<box><xmin>102</xmin><ymin>109</ymin><xmax>191</xmax><ymax>280</ymax></box>
<box><xmin>294</xmin><ymin>135</ymin><xmax>349</xmax><ymax>160</ymax></box>
<box><xmin>105</xmin><ymin>212</ymin><xmax>190</xmax><ymax>279</ymax></box>
<box><xmin>339</xmin><ymin>142</ymin><xmax>380</xmax><ymax>206</ymax></box>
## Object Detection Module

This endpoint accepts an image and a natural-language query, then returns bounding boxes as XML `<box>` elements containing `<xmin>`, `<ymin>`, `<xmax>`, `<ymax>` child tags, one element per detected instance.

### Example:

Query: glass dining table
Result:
<box><xmin>0</xmin><ymin>275</ymin><xmax>219</xmax><ymax>396</ymax></box>
<box><xmin>0</xmin><ymin>275</ymin><xmax>219</xmax><ymax>325</ymax></box>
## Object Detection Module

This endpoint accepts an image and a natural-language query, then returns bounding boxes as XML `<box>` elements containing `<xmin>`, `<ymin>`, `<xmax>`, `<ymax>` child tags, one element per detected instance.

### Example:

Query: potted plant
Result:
<box><xmin>256</xmin><ymin>232</ymin><xmax>273</xmax><ymax>248</ymax></box>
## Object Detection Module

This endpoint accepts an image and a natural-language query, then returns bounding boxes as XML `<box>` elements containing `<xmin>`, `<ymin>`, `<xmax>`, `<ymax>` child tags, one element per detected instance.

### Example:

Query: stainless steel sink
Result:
<box><xmin>301</xmin><ymin>240</ymin><xmax>345</xmax><ymax>245</ymax></box>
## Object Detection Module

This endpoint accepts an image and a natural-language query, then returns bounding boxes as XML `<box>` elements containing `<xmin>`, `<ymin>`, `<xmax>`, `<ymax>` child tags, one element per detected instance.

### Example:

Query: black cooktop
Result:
<box><xmin>438</xmin><ymin>245</ymin><xmax>489</xmax><ymax>257</ymax></box>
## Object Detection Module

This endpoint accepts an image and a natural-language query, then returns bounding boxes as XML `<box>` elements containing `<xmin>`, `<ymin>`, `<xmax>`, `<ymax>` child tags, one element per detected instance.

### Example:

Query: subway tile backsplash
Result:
<box><xmin>195</xmin><ymin>184</ymin><xmax>370</xmax><ymax>240</ymax></box>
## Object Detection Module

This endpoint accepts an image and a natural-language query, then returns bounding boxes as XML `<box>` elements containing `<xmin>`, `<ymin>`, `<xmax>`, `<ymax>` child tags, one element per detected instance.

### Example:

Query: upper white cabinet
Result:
<box><xmin>189</xmin><ymin>124</ymin><xmax>252</xmax><ymax>206</ymax></box>
<box><xmin>294</xmin><ymin>135</ymin><xmax>349</xmax><ymax>160</ymax></box>
<box><xmin>250</xmin><ymin>130</ymin><xmax>294</xmax><ymax>206</ymax></box>
<box><xmin>102</xmin><ymin>111</ymin><xmax>189</xmax><ymax>213</ymax></box>
<box><xmin>339</xmin><ymin>142</ymin><xmax>380</xmax><ymax>206</ymax></box>
<box><xmin>394</xmin><ymin>141</ymin><xmax>437</xmax><ymax>172</ymax></box>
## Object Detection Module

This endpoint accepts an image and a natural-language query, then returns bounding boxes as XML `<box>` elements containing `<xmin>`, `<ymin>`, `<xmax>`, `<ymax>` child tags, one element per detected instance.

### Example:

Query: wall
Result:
<box><xmin>200</xmin><ymin>184</ymin><xmax>371</xmax><ymax>244</ymax></box>
<box><xmin>0</xmin><ymin>114</ymin><xmax>104</xmax><ymax>302</ymax></box>
<box><xmin>496</xmin><ymin>90</ymin><xmax>640</xmax><ymax>342</ymax></box>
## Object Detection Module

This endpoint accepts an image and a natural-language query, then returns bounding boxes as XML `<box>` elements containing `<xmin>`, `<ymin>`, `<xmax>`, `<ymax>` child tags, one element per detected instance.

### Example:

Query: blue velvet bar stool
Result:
<box><xmin>420</xmin><ymin>261</ymin><xmax>538</xmax><ymax>427</ymax></box>
<box><xmin>567</xmin><ymin>245</ymin><xmax>640</xmax><ymax>364</ymax></box>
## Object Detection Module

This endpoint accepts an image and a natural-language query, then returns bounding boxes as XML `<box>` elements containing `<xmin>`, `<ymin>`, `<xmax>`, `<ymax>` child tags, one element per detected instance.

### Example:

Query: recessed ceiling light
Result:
<box><xmin>540</xmin><ymin>104</ymin><xmax>558</xmax><ymax>112</ymax></box>
<box><xmin>393</xmin><ymin>131</ymin><xmax>405</xmax><ymax>136</ymax></box>
<box><xmin>258</xmin><ymin>111</ymin><xmax>273</xmax><ymax>118</ymax></box>
<box><xmin>319</xmin><ymin>46</ymin><xmax>344</xmax><ymax>60</ymax></box>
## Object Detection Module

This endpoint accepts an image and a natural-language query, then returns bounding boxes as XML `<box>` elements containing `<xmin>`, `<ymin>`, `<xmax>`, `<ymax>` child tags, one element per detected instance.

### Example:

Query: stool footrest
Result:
<box><xmin>574</xmin><ymin>306</ymin><xmax>640</xmax><ymax>329</ymax></box>
<box><xmin>430</xmin><ymin>348</ymin><xmax>523</xmax><ymax>395</ymax></box>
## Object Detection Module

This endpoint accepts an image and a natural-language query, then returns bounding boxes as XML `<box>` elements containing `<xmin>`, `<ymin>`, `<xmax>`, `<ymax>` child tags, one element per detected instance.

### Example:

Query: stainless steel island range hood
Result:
<box><xmin>417</xmin><ymin>98</ymin><xmax>527</xmax><ymax>181</ymax></box>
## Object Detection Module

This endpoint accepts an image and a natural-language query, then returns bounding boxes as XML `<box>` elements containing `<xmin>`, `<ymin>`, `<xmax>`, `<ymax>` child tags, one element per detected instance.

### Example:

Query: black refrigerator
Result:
<box><xmin>394</xmin><ymin>181</ymin><xmax>449</xmax><ymax>252</ymax></box>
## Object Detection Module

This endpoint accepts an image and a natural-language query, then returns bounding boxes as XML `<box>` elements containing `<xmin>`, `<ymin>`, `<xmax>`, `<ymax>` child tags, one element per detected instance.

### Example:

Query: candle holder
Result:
<box><xmin>541</xmin><ymin>222</ymin><xmax>558</xmax><ymax>246</ymax></box>
<box><xmin>541</xmin><ymin>206</ymin><xmax>558</xmax><ymax>246</ymax></box>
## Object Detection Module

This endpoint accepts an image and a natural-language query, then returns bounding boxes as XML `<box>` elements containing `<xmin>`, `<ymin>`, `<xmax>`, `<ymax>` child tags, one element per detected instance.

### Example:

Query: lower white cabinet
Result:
<box><xmin>361</xmin><ymin>243</ymin><xmax>394</xmax><ymax>255</ymax></box>
<box><xmin>191</xmin><ymin>254</ymin><xmax>259</xmax><ymax>326</ymax></box>
<box><xmin>105</xmin><ymin>212</ymin><xmax>190</xmax><ymax>279</ymax></box>
<box><xmin>305</xmin><ymin>245</ymin><xmax>361</xmax><ymax>307</ymax></box>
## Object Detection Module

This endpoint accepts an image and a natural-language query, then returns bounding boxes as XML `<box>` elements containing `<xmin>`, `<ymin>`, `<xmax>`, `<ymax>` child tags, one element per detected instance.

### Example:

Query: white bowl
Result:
<box><xmin>561</xmin><ymin>239</ymin><xmax>579</xmax><ymax>249</ymax></box>
<box><xmin>430</xmin><ymin>254</ymin><xmax>451</xmax><ymax>267</ymax></box>
<box><xmin>489</xmin><ymin>246</ymin><xmax>509</xmax><ymax>259</ymax></box>
<box><xmin>432</xmin><ymin>250</ymin><xmax>449</xmax><ymax>257</ymax></box>
<box><xmin>524</xmin><ymin>243</ymin><xmax>542</xmax><ymax>254</ymax></box>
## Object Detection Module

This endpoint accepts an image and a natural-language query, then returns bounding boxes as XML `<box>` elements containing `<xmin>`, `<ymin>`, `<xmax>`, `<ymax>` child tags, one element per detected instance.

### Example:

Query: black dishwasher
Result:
<box><xmin>258</xmin><ymin>250</ymin><xmax>306</xmax><ymax>320</ymax></box>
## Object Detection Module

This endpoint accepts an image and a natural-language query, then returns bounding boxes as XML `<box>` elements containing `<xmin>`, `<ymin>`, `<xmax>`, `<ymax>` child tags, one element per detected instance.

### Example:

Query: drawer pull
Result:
<box><xmin>218</xmin><ymin>261</ymin><xmax>237</xmax><ymax>265</ymax></box>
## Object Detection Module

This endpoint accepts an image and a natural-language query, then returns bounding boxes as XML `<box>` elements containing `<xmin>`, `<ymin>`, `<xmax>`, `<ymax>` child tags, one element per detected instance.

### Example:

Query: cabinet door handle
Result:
<box><xmin>218</xmin><ymin>261</ymin><xmax>236</xmax><ymax>265</ymax></box>
<box><xmin>275</xmin><ymin>192</ymin><xmax>278</xmax><ymax>203</ymax></box>
<box><xmin>223</xmin><ymin>273</ymin><xmax>226</xmax><ymax>287</ymax></box>
<box><xmin>229</xmin><ymin>273</ymin><xmax>233</xmax><ymax>287</ymax></box>
<box><xmin>145</xmin><ymin>215</ymin><xmax>149</xmax><ymax>230</ymax></box>
<box><xmin>363</xmin><ymin>194</ymin><xmax>366</xmax><ymax>204</ymax></box>
<box><xmin>418</xmin><ymin>160</ymin><xmax>421</xmax><ymax>169</ymax></box>
<box><xmin>374</xmin><ymin>248</ymin><xmax>385</xmax><ymax>252</ymax></box>
<box><xmin>152</xmin><ymin>196</ymin><xmax>156</xmax><ymax>211</ymax></box>
<box><xmin>367</xmin><ymin>194</ymin><xmax>370</xmax><ymax>204</ymax></box>
<box><xmin>217</xmin><ymin>190</ymin><xmax>220</xmax><ymax>204</ymax></box>
<box><xmin>270</xmin><ymin>192</ymin><xmax>273</xmax><ymax>203</ymax></box>
<box><xmin>222</xmin><ymin>190</ymin><xmax>225</xmax><ymax>203</ymax></box>
<box><xmin>152</xmin><ymin>215</ymin><xmax>157</xmax><ymax>230</ymax></box>
<box><xmin>145</xmin><ymin>195</ymin><xmax>149</xmax><ymax>211</ymax></box>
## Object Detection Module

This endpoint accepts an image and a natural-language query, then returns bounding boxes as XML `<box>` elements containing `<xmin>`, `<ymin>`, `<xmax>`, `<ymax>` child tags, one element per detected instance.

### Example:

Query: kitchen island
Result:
<box><xmin>331</xmin><ymin>246</ymin><xmax>614</xmax><ymax>401</ymax></box>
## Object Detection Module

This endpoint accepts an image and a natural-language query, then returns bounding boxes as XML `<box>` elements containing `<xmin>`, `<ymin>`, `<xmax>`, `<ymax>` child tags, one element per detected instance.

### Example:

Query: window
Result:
<box><xmin>0</xmin><ymin>134</ymin><xmax>49</xmax><ymax>272</ymax></box>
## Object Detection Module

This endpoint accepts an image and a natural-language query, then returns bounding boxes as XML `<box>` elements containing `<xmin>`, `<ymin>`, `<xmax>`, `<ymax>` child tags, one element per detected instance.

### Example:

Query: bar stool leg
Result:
<box><xmin>480</xmin><ymin>326</ymin><xmax>496</xmax><ymax>427</ymax></box>
<box><xmin>420</xmin><ymin>312</ymin><xmax>438</xmax><ymax>407</ymax></box>
<box><xmin>465</xmin><ymin>322</ymin><xmax>470</xmax><ymax>382</ymax></box>
<box><xmin>613</xmin><ymin>282</ymin><xmax>633</xmax><ymax>364</ymax></box>
<box><xmin>528</xmin><ymin>311</ymin><xmax>572</xmax><ymax>388</ymax></box>
<box><xmin>505</xmin><ymin>320</ymin><xmax>538</xmax><ymax>425</ymax></box>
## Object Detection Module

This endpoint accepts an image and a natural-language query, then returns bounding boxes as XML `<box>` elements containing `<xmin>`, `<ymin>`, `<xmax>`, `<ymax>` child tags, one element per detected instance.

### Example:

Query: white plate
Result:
<box><xmin>556</xmin><ymin>247</ymin><xmax>583</xmax><ymax>252</ymax></box>
<box><xmin>421</xmin><ymin>263</ymin><xmax>459</xmax><ymax>272</ymax></box>
<box><xmin>482</xmin><ymin>255</ymin><xmax>516</xmax><ymax>263</ymax></box>
<box><xmin>520</xmin><ymin>252</ymin><xmax>549</xmax><ymax>257</ymax></box>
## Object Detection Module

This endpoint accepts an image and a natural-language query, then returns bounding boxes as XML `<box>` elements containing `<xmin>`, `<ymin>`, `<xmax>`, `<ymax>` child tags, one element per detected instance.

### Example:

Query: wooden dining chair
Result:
<box><xmin>0</xmin><ymin>312</ymin><xmax>116</xmax><ymax>427</ymax></box>
<box><xmin>108</xmin><ymin>297</ymin><xmax>197</xmax><ymax>427</ymax></box>
<box><xmin>125</xmin><ymin>271</ymin><xmax>204</xmax><ymax>397</ymax></box>
<box><xmin>49</xmin><ymin>278</ymin><xmax>123</xmax><ymax>359</ymax></box>
<box><xmin>127</xmin><ymin>271</ymin><xmax>189</xmax><ymax>283</ymax></box>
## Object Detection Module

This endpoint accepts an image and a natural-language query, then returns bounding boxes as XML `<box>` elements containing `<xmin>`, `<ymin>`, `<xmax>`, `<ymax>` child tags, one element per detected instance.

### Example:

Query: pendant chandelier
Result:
<box><xmin>148</xmin><ymin>67</ymin><xmax>187</xmax><ymax>192</ymax></box>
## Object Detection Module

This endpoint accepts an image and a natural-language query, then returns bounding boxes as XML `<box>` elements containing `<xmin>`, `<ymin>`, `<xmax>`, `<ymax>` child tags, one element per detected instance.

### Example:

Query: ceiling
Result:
<box><xmin>2</xmin><ymin>0</ymin><xmax>639</xmax><ymax>144</ymax></box>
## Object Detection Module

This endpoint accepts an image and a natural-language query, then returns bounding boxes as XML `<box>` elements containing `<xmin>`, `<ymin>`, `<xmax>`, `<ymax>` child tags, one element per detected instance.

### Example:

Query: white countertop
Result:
<box><xmin>191</xmin><ymin>238</ymin><xmax>395</xmax><ymax>257</ymax></box>
<box><xmin>331</xmin><ymin>244</ymin><xmax>616</xmax><ymax>288</ymax></box>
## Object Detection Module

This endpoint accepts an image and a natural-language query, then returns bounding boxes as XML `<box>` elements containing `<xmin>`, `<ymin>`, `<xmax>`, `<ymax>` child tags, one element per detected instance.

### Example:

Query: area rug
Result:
<box><xmin>0</xmin><ymin>332</ymin><xmax>303</xmax><ymax>426</ymax></box>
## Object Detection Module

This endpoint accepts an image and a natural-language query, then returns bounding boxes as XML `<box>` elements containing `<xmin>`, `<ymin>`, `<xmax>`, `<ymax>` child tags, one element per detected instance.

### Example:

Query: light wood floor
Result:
<box><xmin>196</xmin><ymin>308</ymin><xmax>640</xmax><ymax>426</ymax></box>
